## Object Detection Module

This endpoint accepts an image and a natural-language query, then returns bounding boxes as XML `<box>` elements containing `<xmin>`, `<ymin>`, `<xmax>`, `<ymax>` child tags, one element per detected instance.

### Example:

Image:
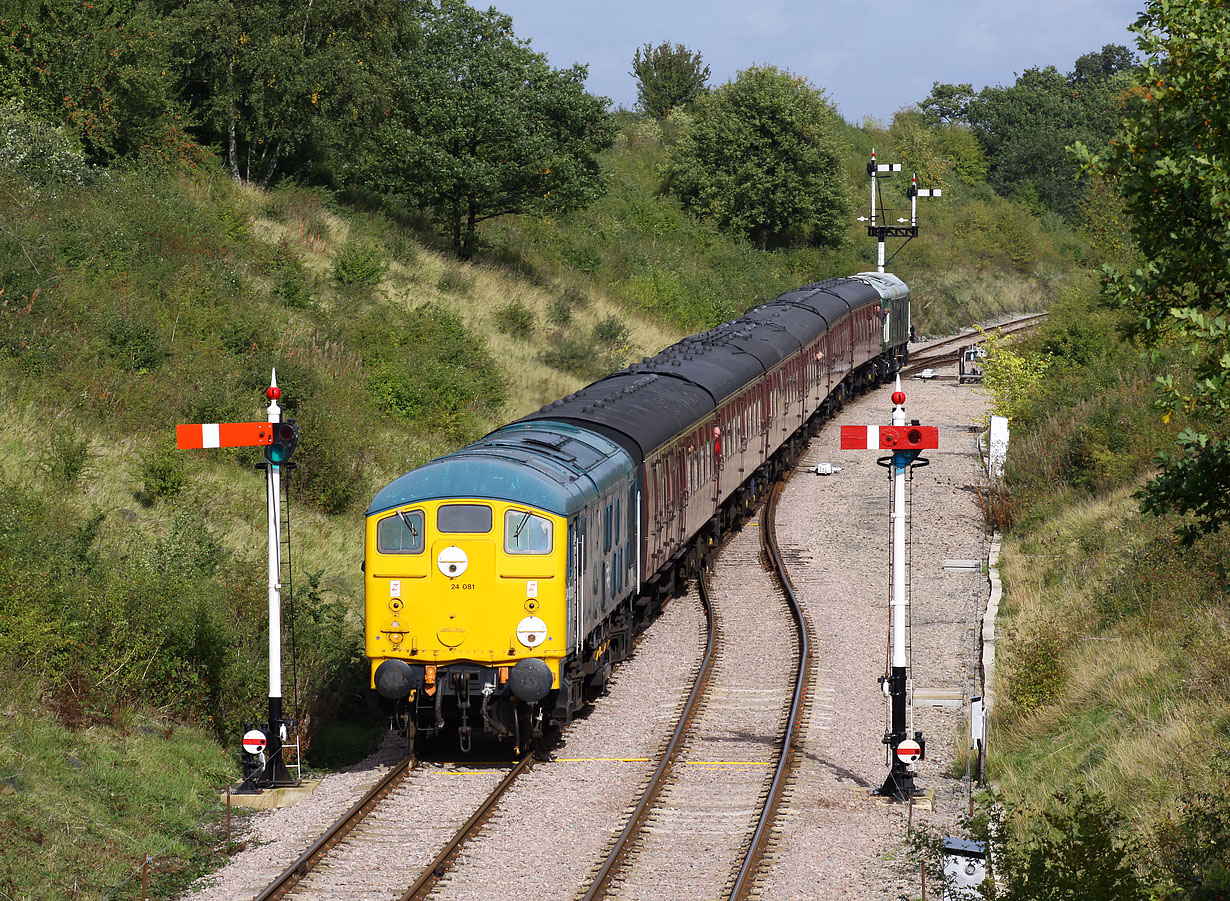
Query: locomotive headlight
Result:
<box><xmin>516</xmin><ymin>616</ymin><xmax>548</xmax><ymax>648</ymax></box>
<box><xmin>437</xmin><ymin>546</ymin><xmax>468</xmax><ymax>578</ymax></box>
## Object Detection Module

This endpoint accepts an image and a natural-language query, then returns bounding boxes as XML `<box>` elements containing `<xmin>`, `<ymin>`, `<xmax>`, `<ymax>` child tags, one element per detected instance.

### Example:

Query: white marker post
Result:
<box><xmin>840</xmin><ymin>378</ymin><xmax>939</xmax><ymax>802</ymax></box>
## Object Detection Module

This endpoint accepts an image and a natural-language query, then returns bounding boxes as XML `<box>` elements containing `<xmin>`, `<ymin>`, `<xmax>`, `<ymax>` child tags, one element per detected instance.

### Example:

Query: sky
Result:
<box><xmin>486</xmin><ymin>0</ymin><xmax>1146</xmax><ymax>124</ymax></box>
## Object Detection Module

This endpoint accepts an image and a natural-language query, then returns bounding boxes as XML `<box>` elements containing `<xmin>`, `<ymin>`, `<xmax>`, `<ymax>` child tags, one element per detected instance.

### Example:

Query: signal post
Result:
<box><xmin>841</xmin><ymin>378</ymin><xmax>938</xmax><ymax>802</ymax></box>
<box><xmin>177</xmin><ymin>370</ymin><xmax>299</xmax><ymax>790</ymax></box>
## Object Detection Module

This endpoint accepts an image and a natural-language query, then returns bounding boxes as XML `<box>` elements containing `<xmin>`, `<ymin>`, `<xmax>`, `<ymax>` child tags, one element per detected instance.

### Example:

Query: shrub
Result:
<box><xmin>363</xmin><ymin>302</ymin><xmax>505</xmax><ymax>440</ymax></box>
<box><xmin>546</xmin><ymin>294</ymin><xmax>573</xmax><ymax>326</ymax></box>
<box><xmin>540</xmin><ymin>314</ymin><xmax>633</xmax><ymax>380</ymax></box>
<box><xmin>104</xmin><ymin>312</ymin><xmax>166</xmax><ymax>373</ymax></box>
<box><xmin>43</xmin><ymin>430</ymin><xmax>91</xmax><ymax>486</ymax></box>
<box><xmin>494</xmin><ymin>299</ymin><xmax>535</xmax><ymax>338</ymax></box>
<box><xmin>0</xmin><ymin>100</ymin><xmax>93</xmax><ymax>189</ymax></box>
<box><xmin>332</xmin><ymin>240</ymin><xmax>387</xmax><ymax>287</ymax></box>
<box><xmin>1003</xmin><ymin>623</ymin><xmax>1070</xmax><ymax>713</ymax></box>
<box><xmin>138</xmin><ymin>446</ymin><xmax>187</xmax><ymax>503</ymax></box>
<box><xmin>437</xmin><ymin>266</ymin><xmax>473</xmax><ymax>294</ymax></box>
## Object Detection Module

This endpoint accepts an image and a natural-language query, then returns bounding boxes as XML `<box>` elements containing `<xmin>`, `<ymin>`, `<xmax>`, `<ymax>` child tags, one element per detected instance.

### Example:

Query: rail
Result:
<box><xmin>253</xmin><ymin>754</ymin><xmax>415</xmax><ymax>901</ymax></box>
<box><xmin>580</xmin><ymin>567</ymin><xmax>718</xmax><ymax>900</ymax></box>
<box><xmin>731</xmin><ymin>482</ymin><xmax>812</xmax><ymax>899</ymax></box>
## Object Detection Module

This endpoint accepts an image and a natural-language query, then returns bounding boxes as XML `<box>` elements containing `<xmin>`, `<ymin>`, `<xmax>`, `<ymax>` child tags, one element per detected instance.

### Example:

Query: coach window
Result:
<box><xmin>505</xmin><ymin>510</ymin><xmax>553</xmax><ymax>554</ymax></box>
<box><xmin>377</xmin><ymin>510</ymin><xmax>425</xmax><ymax>554</ymax></box>
<box><xmin>438</xmin><ymin>503</ymin><xmax>492</xmax><ymax>533</ymax></box>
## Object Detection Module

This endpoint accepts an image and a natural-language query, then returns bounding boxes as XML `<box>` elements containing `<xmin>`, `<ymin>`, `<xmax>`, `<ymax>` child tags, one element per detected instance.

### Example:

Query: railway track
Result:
<box><xmin>901</xmin><ymin>311</ymin><xmax>1047</xmax><ymax>377</ymax></box>
<box><xmin>581</xmin><ymin>484</ymin><xmax>811</xmax><ymax>901</ymax></box>
<box><xmin>252</xmin><ymin>484</ymin><xmax>808</xmax><ymax>901</ymax></box>
<box><xmin>252</xmin><ymin>753</ymin><xmax>531</xmax><ymax>900</ymax></box>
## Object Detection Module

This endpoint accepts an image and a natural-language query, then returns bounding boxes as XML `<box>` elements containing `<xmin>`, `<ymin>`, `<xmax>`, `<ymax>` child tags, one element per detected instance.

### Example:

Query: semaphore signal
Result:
<box><xmin>840</xmin><ymin>377</ymin><xmax>938</xmax><ymax>803</ymax></box>
<box><xmin>177</xmin><ymin>369</ymin><xmax>299</xmax><ymax>791</ymax></box>
<box><xmin>856</xmin><ymin>150</ymin><xmax>941</xmax><ymax>274</ymax></box>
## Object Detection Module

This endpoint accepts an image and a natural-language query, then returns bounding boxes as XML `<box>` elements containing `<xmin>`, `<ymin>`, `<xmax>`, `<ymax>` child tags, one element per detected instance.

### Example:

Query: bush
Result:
<box><xmin>332</xmin><ymin>240</ymin><xmax>387</xmax><ymax>287</ymax></box>
<box><xmin>43</xmin><ymin>430</ymin><xmax>91</xmax><ymax>486</ymax></box>
<box><xmin>436</xmin><ymin>266</ymin><xmax>474</xmax><ymax>294</ymax></box>
<box><xmin>540</xmin><ymin>314</ymin><xmax>633</xmax><ymax>380</ymax></box>
<box><xmin>0</xmin><ymin>100</ymin><xmax>93</xmax><ymax>189</ymax></box>
<box><xmin>138</xmin><ymin>445</ymin><xmax>187</xmax><ymax>504</ymax></box>
<box><xmin>494</xmin><ymin>299</ymin><xmax>535</xmax><ymax>337</ymax></box>
<box><xmin>363</xmin><ymin>302</ymin><xmax>506</xmax><ymax>440</ymax></box>
<box><xmin>1003</xmin><ymin>623</ymin><xmax>1071</xmax><ymax>714</ymax></box>
<box><xmin>546</xmin><ymin>294</ymin><xmax>573</xmax><ymax>326</ymax></box>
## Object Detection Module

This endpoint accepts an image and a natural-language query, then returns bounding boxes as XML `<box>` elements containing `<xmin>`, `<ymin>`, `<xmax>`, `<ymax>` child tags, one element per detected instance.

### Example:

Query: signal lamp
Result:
<box><xmin>264</xmin><ymin>420</ymin><xmax>298</xmax><ymax>465</ymax></box>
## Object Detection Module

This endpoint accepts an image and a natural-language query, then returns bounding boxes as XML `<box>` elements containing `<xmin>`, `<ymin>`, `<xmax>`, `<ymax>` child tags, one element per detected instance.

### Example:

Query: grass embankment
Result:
<box><xmin>0</xmin><ymin>699</ymin><xmax>233</xmax><ymax>900</ymax></box>
<box><xmin>987</xmin><ymin>279</ymin><xmax>1230</xmax><ymax>892</ymax></box>
<box><xmin>0</xmin><ymin>163</ymin><xmax>677</xmax><ymax>899</ymax></box>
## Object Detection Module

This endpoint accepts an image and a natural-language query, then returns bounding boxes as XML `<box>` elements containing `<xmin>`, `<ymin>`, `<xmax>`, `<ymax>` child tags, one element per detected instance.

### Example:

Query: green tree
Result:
<box><xmin>630</xmin><ymin>41</ymin><xmax>710</xmax><ymax>118</ymax></box>
<box><xmin>919</xmin><ymin>81</ymin><xmax>975</xmax><ymax>125</ymax></box>
<box><xmin>0</xmin><ymin>0</ymin><xmax>186</xmax><ymax>164</ymax></box>
<box><xmin>662</xmin><ymin>65</ymin><xmax>850</xmax><ymax>251</ymax></box>
<box><xmin>980</xmin><ymin>330</ymin><xmax>1052</xmax><ymax>423</ymax></box>
<box><xmin>360</xmin><ymin>0</ymin><xmax>616</xmax><ymax>258</ymax></box>
<box><xmin>166</xmin><ymin>0</ymin><xmax>416</xmax><ymax>187</ymax></box>
<box><xmin>1079</xmin><ymin>0</ymin><xmax>1230</xmax><ymax>543</ymax></box>
<box><xmin>966</xmin><ymin>46</ymin><xmax>1136</xmax><ymax>218</ymax></box>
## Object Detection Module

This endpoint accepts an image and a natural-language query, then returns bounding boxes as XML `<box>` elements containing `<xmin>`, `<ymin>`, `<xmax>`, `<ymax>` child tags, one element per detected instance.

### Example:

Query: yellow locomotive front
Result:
<box><xmin>365</xmin><ymin>420</ymin><xmax>638</xmax><ymax>751</ymax></box>
<box><xmin>366</xmin><ymin>498</ymin><xmax>567</xmax><ymax>748</ymax></box>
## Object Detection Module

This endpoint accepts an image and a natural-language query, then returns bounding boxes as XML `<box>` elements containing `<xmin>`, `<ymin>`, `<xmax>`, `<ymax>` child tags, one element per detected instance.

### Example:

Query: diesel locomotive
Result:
<box><xmin>364</xmin><ymin>272</ymin><xmax>911</xmax><ymax>750</ymax></box>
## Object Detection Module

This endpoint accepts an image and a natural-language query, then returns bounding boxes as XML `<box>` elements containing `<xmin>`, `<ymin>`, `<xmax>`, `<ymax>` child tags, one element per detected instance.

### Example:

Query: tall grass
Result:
<box><xmin>990</xmin><ymin>269</ymin><xmax>1230</xmax><ymax>891</ymax></box>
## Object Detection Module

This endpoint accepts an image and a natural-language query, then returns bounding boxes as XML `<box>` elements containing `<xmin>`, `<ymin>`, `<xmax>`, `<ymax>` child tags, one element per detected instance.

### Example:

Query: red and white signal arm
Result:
<box><xmin>896</xmin><ymin>738</ymin><xmax>922</xmax><ymax>763</ymax></box>
<box><xmin>242</xmin><ymin>729</ymin><xmax>267</xmax><ymax>755</ymax></box>
<box><xmin>177</xmin><ymin>422</ymin><xmax>275</xmax><ymax>450</ymax></box>
<box><xmin>840</xmin><ymin>424</ymin><xmax>939</xmax><ymax>451</ymax></box>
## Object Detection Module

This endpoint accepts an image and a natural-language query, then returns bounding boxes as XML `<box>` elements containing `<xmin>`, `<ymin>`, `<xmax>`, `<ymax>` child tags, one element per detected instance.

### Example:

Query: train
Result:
<box><xmin>363</xmin><ymin>271</ymin><xmax>911</xmax><ymax>751</ymax></box>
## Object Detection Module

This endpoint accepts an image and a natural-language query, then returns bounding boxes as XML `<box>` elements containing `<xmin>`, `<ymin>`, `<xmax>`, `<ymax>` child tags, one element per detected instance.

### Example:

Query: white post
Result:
<box><xmin>891</xmin><ymin>376</ymin><xmax>907</xmax><ymax>669</ymax></box>
<box><xmin>266</xmin><ymin>369</ymin><xmax>282</xmax><ymax>704</ymax></box>
<box><xmin>870</xmin><ymin>149</ymin><xmax>878</xmax><ymax>229</ymax></box>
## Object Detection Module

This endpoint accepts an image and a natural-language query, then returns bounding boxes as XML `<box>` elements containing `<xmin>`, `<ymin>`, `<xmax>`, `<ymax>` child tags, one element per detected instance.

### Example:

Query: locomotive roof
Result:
<box><xmin>366</xmin><ymin>421</ymin><xmax>634</xmax><ymax>518</ymax></box>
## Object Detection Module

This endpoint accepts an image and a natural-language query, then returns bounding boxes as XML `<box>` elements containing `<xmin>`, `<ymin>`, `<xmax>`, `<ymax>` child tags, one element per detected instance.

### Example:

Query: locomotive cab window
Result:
<box><xmin>377</xmin><ymin>510</ymin><xmax>425</xmax><ymax>554</ymax></box>
<box><xmin>438</xmin><ymin>503</ymin><xmax>492</xmax><ymax>533</ymax></box>
<box><xmin>505</xmin><ymin>510</ymin><xmax>553</xmax><ymax>554</ymax></box>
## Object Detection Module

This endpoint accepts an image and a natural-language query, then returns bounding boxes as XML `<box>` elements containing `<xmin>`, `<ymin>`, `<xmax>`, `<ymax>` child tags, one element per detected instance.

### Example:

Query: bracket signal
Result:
<box><xmin>863</xmin><ymin>150</ymin><xmax>941</xmax><ymax>273</ymax></box>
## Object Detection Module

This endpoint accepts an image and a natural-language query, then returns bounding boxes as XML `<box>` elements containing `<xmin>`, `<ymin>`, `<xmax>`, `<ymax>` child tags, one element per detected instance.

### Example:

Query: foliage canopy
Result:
<box><xmin>358</xmin><ymin>0</ymin><xmax>616</xmax><ymax>257</ymax></box>
<box><xmin>662</xmin><ymin>66</ymin><xmax>851</xmax><ymax>250</ymax></box>
<box><xmin>924</xmin><ymin>45</ymin><xmax>1137</xmax><ymax>219</ymax></box>
<box><xmin>630</xmin><ymin>41</ymin><xmax>710</xmax><ymax>118</ymax></box>
<box><xmin>167</xmin><ymin>0</ymin><xmax>417</xmax><ymax>187</ymax></box>
<box><xmin>1082</xmin><ymin>0</ymin><xmax>1230</xmax><ymax>543</ymax></box>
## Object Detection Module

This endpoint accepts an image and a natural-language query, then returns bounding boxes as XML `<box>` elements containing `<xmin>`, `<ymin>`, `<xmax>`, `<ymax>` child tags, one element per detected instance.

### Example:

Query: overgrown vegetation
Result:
<box><xmin>972</xmin><ymin>10</ymin><xmax>1230</xmax><ymax>891</ymax></box>
<box><xmin>1</xmin><ymin>2</ymin><xmax>1178</xmax><ymax>897</ymax></box>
